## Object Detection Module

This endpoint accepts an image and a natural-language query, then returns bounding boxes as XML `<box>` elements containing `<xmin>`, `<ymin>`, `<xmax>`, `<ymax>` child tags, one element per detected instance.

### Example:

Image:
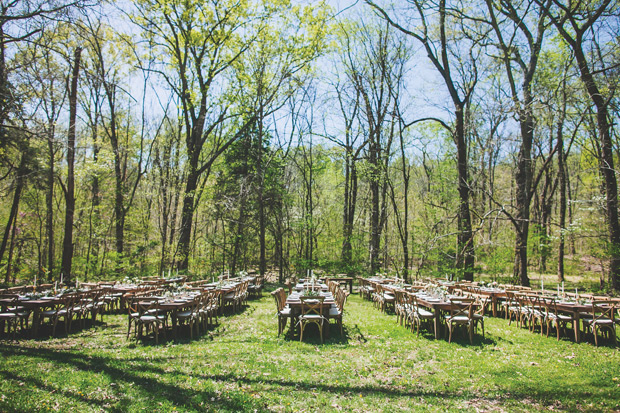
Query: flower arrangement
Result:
<box><xmin>122</xmin><ymin>276</ymin><xmax>141</xmax><ymax>285</ymax></box>
<box><xmin>303</xmin><ymin>288</ymin><xmax>321</xmax><ymax>297</ymax></box>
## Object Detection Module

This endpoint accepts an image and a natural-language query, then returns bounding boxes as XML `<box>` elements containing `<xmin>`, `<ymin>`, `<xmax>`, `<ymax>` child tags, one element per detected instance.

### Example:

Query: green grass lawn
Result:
<box><xmin>1</xmin><ymin>287</ymin><xmax>619</xmax><ymax>412</ymax></box>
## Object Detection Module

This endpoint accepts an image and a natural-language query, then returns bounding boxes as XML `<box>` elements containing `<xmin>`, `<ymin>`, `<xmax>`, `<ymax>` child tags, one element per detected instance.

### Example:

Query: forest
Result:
<box><xmin>0</xmin><ymin>0</ymin><xmax>619</xmax><ymax>292</ymax></box>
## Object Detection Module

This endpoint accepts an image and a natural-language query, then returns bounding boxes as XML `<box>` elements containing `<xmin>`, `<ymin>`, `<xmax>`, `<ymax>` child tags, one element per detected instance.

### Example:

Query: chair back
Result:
<box><xmin>591</xmin><ymin>300</ymin><xmax>615</xmax><ymax>323</ymax></box>
<box><xmin>271</xmin><ymin>288</ymin><xmax>282</xmax><ymax>312</ymax></box>
<box><xmin>134</xmin><ymin>297</ymin><xmax>161</xmax><ymax>317</ymax></box>
<box><xmin>299</xmin><ymin>296</ymin><xmax>325</xmax><ymax>317</ymax></box>
<box><xmin>540</xmin><ymin>296</ymin><xmax>557</xmax><ymax>316</ymax></box>
<box><xmin>448</xmin><ymin>297</ymin><xmax>475</xmax><ymax>318</ymax></box>
<box><xmin>472</xmin><ymin>294</ymin><xmax>489</xmax><ymax>316</ymax></box>
<box><xmin>335</xmin><ymin>288</ymin><xmax>347</xmax><ymax>311</ymax></box>
<box><xmin>278</xmin><ymin>288</ymin><xmax>289</xmax><ymax>311</ymax></box>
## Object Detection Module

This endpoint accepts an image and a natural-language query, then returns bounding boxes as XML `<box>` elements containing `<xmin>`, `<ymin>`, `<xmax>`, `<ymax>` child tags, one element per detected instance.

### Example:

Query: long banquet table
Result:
<box><xmin>0</xmin><ymin>296</ymin><xmax>63</xmax><ymax>337</ymax></box>
<box><xmin>285</xmin><ymin>291</ymin><xmax>336</xmax><ymax>338</ymax></box>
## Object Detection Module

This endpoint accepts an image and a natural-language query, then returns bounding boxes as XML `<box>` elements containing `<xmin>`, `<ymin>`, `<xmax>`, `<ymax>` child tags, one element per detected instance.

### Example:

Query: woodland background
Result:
<box><xmin>1</xmin><ymin>0</ymin><xmax>619</xmax><ymax>291</ymax></box>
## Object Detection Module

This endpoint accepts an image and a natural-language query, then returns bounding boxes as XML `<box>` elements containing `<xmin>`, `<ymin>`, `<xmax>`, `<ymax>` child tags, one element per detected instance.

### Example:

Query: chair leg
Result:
<box><xmin>594</xmin><ymin>325</ymin><xmax>599</xmax><ymax>347</ymax></box>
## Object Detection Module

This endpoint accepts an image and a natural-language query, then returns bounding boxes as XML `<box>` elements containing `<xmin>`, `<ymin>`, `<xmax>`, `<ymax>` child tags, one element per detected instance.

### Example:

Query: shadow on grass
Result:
<box><xmin>0</xmin><ymin>344</ymin><xmax>262</xmax><ymax>412</ymax></box>
<box><xmin>1</xmin><ymin>318</ymin><xmax>109</xmax><ymax>342</ymax></box>
<box><xmin>1</xmin><ymin>343</ymin><xmax>617</xmax><ymax>411</ymax></box>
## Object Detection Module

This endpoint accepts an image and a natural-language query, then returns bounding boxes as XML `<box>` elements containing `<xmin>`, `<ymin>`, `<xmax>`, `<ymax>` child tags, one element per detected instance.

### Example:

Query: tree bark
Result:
<box><xmin>455</xmin><ymin>105</ymin><xmax>475</xmax><ymax>281</ymax></box>
<box><xmin>257</xmin><ymin>109</ymin><xmax>266</xmax><ymax>276</ymax></box>
<box><xmin>45</xmin><ymin>121</ymin><xmax>55</xmax><ymax>280</ymax></box>
<box><xmin>369</xmin><ymin>129</ymin><xmax>380</xmax><ymax>274</ymax></box>
<box><xmin>1</xmin><ymin>154</ymin><xmax>27</xmax><ymax>283</ymax></box>
<box><xmin>513</xmin><ymin>112</ymin><xmax>534</xmax><ymax>287</ymax></box>
<box><xmin>557</xmin><ymin>115</ymin><xmax>566</xmax><ymax>282</ymax></box>
<box><xmin>60</xmin><ymin>47</ymin><xmax>82</xmax><ymax>284</ymax></box>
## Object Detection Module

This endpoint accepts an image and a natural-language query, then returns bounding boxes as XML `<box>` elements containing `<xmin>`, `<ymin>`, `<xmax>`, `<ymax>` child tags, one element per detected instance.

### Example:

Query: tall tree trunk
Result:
<box><xmin>341</xmin><ymin>149</ymin><xmax>352</xmax><ymax>264</ymax></box>
<box><xmin>60</xmin><ymin>47</ymin><xmax>82</xmax><ymax>284</ymax></box>
<box><xmin>455</xmin><ymin>105</ymin><xmax>475</xmax><ymax>281</ymax></box>
<box><xmin>369</xmin><ymin>131</ymin><xmax>380</xmax><ymax>274</ymax></box>
<box><xmin>513</xmin><ymin>104</ymin><xmax>534</xmax><ymax>287</ymax></box>
<box><xmin>45</xmin><ymin>122</ymin><xmax>55</xmax><ymax>280</ymax></box>
<box><xmin>557</xmin><ymin>114</ymin><xmax>566</xmax><ymax>282</ymax></box>
<box><xmin>178</xmin><ymin>168</ymin><xmax>199</xmax><ymax>270</ymax></box>
<box><xmin>103</xmin><ymin>81</ymin><xmax>125</xmax><ymax>261</ymax></box>
<box><xmin>341</xmin><ymin>150</ymin><xmax>358</xmax><ymax>270</ymax></box>
<box><xmin>1</xmin><ymin>154</ymin><xmax>27</xmax><ymax>283</ymax></box>
<box><xmin>231</xmin><ymin>189</ymin><xmax>248</xmax><ymax>275</ymax></box>
<box><xmin>86</xmin><ymin>126</ymin><xmax>101</xmax><ymax>279</ymax></box>
<box><xmin>257</xmin><ymin>111</ymin><xmax>266</xmax><ymax>276</ymax></box>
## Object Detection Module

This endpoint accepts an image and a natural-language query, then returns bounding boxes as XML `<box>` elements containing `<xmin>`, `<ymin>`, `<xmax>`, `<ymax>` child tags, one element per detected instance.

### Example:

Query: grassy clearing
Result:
<box><xmin>1</xmin><ymin>286</ymin><xmax>619</xmax><ymax>412</ymax></box>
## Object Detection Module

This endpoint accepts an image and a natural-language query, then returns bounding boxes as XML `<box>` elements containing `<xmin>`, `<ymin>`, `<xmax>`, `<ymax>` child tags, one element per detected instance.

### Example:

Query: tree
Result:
<box><xmin>0</xmin><ymin>1</ymin><xmax>89</xmax><ymax>281</ymax></box>
<box><xmin>333</xmin><ymin>17</ymin><xmax>409</xmax><ymax>274</ymax></box>
<box><xmin>539</xmin><ymin>0</ymin><xmax>620</xmax><ymax>291</ymax></box>
<box><xmin>134</xmin><ymin>0</ymin><xmax>329</xmax><ymax>272</ymax></box>
<box><xmin>480</xmin><ymin>0</ymin><xmax>554</xmax><ymax>286</ymax></box>
<box><xmin>80</xmin><ymin>16</ymin><xmax>152</xmax><ymax>270</ymax></box>
<box><xmin>60</xmin><ymin>46</ymin><xmax>81</xmax><ymax>283</ymax></box>
<box><xmin>368</xmin><ymin>0</ymin><xmax>480</xmax><ymax>280</ymax></box>
<box><xmin>232</xmin><ymin>4</ymin><xmax>330</xmax><ymax>275</ymax></box>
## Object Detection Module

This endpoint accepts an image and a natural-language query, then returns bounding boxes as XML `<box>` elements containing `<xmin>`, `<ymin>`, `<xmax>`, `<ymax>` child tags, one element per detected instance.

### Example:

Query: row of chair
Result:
<box><xmin>392</xmin><ymin>290</ymin><xmax>487</xmax><ymax>343</ymax></box>
<box><xmin>126</xmin><ymin>291</ymin><xmax>220</xmax><ymax>344</ymax></box>
<box><xmin>222</xmin><ymin>281</ymin><xmax>249</xmax><ymax>313</ymax></box>
<box><xmin>0</xmin><ymin>289</ymin><xmax>110</xmax><ymax>338</ymax></box>
<box><xmin>504</xmin><ymin>292</ymin><xmax>616</xmax><ymax>345</ymax></box>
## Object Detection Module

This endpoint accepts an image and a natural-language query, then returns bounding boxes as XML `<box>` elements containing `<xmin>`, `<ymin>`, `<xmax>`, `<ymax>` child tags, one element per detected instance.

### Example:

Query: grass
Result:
<box><xmin>1</xmin><ymin>286</ymin><xmax>619</xmax><ymax>412</ymax></box>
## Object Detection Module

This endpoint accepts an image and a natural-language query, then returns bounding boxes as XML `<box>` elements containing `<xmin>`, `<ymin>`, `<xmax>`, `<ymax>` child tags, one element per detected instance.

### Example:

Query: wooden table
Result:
<box><xmin>414</xmin><ymin>296</ymin><xmax>453</xmax><ymax>339</ymax></box>
<box><xmin>294</xmin><ymin>283</ymin><xmax>329</xmax><ymax>292</ymax></box>
<box><xmin>473</xmin><ymin>288</ymin><xmax>506</xmax><ymax>317</ymax></box>
<box><xmin>324</xmin><ymin>276</ymin><xmax>354</xmax><ymax>294</ymax></box>
<box><xmin>0</xmin><ymin>296</ymin><xmax>62</xmax><ymax>337</ymax></box>
<box><xmin>285</xmin><ymin>292</ymin><xmax>336</xmax><ymax>339</ymax></box>
<box><xmin>156</xmin><ymin>295</ymin><xmax>200</xmax><ymax>339</ymax></box>
<box><xmin>555</xmin><ymin>301</ymin><xmax>591</xmax><ymax>343</ymax></box>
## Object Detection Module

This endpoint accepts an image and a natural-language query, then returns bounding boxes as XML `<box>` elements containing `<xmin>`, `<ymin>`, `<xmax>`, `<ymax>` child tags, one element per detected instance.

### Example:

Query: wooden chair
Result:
<box><xmin>504</xmin><ymin>290</ymin><xmax>520</xmax><ymax>323</ymax></box>
<box><xmin>394</xmin><ymin>289</ymin><xmax>409</xmax><ymax>326</ymax></box>
<box><xmin>527</xmin><ymin>295</ymin><xmax>546</xmax><ymax>335</ymax></box>
<box><xmin>40</xmin><ymin>293</ymin><xmax>76</xmax><ymax>337</ymax></box>
<box><xmin>358</xmin><ymin>278</ymin><xmax>374</xmax><ymax>301</ymax></box>
<box><xmin>445</xmin><ymin>297</ymin><xmax>475</xmax><ymax>344</ymax></box>
<box><xmin>223</xmin><ymin>285</ymin><xmax>238</xmax><ymax>313</ymax></box>
<box><xmin>410</xmin><ymin>294</ymin><xmax>434</xmax><ymax>337</ymax></box>
<box><xmin>134</xmin><ymin>297</ymin><xmax>167</xmax><ymax>344</ymax></box>
<box><xmin>200</xmin><ymin>290</ymin><xmax>219</xmax><ymax>330</ymax></box>
<box><xmin>542</xmin><ymin>297</ymin><xmax>572</xmax><ymax>341</ymax></box>
<box><xmin>328</xmin><ymin>288</ymin><xmax>347</xmax><ymax>338</ymax></box>
<box><xmin>472</xmin><ymin>294</ymin><xmax>489</xmax><ymax>338</ymax></box>
<box><xmin>514</xmin><ymin>293</ymin><xmax>532</xmax><ymax>329</ymax></box>
<box><xmin>176</xmin><ymin>296</ymin><xmax>201</xmax><ymax>339</ymax></box>
<box><xmin>0</xmin><ymin>295</ymin><xmax>29</xmax><ymax>338</ymax></box>
<box><xmin>126</xmin><ymin>295</ymin><xmax>140</xmax><ymax>339</ymax></box>
<box><xmin>270</xmin><ymin>288</ymin><xmax>291</xmax><ymax>337</ymax></box>
<box><xmin>582</xmin><ymin>301</ymin><xmax>616</xmax><ymax>346</ymax></box>
<box><xmin>248</xmin><ymin>276</ymin><xmax>264</xmax><ymax>299</ymax></box>
<box><xmin>297</xmin><ymin>296</ymin><xmax>326</xmax><ymax>343</ymax></box>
